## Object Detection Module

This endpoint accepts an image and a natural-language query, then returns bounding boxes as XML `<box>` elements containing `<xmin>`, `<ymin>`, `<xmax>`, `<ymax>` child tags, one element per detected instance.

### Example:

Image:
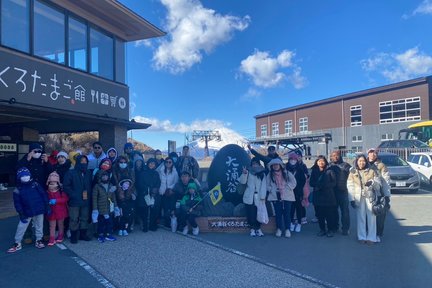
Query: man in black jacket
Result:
<box><xmin>247</xmin><ymin>144</ymin><xmax>281</xmax><ymax>173</ymax></box>
<box><xmin>16</xmin><ymin>143</ymin><xmax>51</xmax><ymax>187</ymax></box>
<box><xmin>330</xmin><ymin>150</ymin><xmax>351</xmax><ymax>235</ymax></box>
<box><xmin>63</xmin><ymin>155</ymin><xmax>93</xmax><ymax>243</ymax></box>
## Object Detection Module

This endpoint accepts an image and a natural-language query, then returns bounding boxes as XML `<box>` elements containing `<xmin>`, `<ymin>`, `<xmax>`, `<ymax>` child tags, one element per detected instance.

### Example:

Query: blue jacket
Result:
<box><xmin>13</xmin><ymin>181</ymin><xmax>48</xmax><ymax>218</ymax></box>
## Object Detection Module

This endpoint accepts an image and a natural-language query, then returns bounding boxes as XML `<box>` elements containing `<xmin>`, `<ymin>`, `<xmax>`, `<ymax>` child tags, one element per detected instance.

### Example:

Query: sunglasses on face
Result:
<box><xmin>93</xmin><ymin>146</ymin><xmax>102</xmax><ymax>150</ymax></box>
<box><xmin>166</xmin><ymin>161</ymin><xmax>173</xmax><ymax>164</ymax></box>
<box><xmin>33</xmin><ymin>150</ymin><xmax>42</xmax><ymax>153</ymax></box>
<box><xmin>119</xmin><ymin>161</ymin><xmax>127</xmax><ymax>164</ymax></box>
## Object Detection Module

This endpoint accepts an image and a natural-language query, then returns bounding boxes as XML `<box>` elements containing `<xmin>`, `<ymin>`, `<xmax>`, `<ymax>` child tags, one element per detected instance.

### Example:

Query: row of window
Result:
<box><xmin>350</xmin><ymin>96</ymin><xmax>421</xmax><ymax>126</ymax></box>
<box><xmin>352</xmin><ymin>133</ymin><xmax>393</xmax><ymax>142</ymax></box>
<box><xmin>261</xmin><ymin>117</ymin><xmax>308</xmax><ymax>137</ymax></box>
<box><xmin>0</xmin><ymin>0</ymin><xmax>125</xmax><ymax>82</ymax></box>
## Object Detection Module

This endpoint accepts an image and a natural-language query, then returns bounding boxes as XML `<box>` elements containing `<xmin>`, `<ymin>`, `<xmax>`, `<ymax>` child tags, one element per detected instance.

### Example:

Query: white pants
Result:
<box><xmin>356</xmin><ymin>196</ymin><xmax>377</xmax><ymax>242</ymax></box>
<box><xmin>14</xmin><ymin>214</ymin><xmax>44</xmax><ymax>243</ymax></box>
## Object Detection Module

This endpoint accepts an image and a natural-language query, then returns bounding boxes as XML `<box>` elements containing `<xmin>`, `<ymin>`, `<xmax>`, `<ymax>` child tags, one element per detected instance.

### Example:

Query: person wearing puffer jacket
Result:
<box><xmin>238</xmin><ymin>157</ymin><xmax>267</xmax><ymax>237</ymax></box>
<box><xmin>347</xmin><ymin>154</ymin><xmax>381</xmax><ymax>245</ymax></box>
<box><xmin>266</xmin><ymin>158</ymin><xmax>297</xmax><ymax>238</ymax></box>
<box><xmin>158</xmin><ymin>156</ymin><xmax>179</xmax><ymax>229</ymax></box>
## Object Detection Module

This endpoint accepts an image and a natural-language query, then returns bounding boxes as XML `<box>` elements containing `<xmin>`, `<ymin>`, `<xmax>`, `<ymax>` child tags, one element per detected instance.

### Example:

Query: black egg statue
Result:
<box><xmin>207</xmin><ymin>144</ymin><xmax>250</xmax><ymax>204</ymax></box>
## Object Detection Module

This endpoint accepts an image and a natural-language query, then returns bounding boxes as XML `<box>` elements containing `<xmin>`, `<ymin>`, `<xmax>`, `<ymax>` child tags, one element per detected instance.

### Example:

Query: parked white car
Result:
<box><xmin>407</xmin><ymin>152</ymin><xmax>432</xmax><ymax>185</ymax></box>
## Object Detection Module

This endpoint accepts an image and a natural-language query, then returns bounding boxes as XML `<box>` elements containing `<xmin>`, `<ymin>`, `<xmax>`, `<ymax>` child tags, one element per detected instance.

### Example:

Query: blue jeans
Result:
<box><xmin>273</xmin><ymin>201</ymin><xmax>292</xmax><ymax>231</ymax></box>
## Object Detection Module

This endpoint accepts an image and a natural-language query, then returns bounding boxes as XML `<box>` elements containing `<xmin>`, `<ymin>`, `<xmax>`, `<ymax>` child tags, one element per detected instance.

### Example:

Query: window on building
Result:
<box><xmin>379</xmin><ymin>97</ymin><xmax>421</xmax><ymax>124</ymax></box>
<box><xmin>352</xmin><ymin>135</ymin><xmax>363</xmax><ymax>142</ymax></box>
<box><xmin>299</xmin><ymin>117</ymin><xmax>308</xmax><ymax>133</ymax></box>
<box><xmin>90</xmin><ymin>27</ymin><xmax>114</xmax><ymax>80</ymax></box>
<box><xmin>351</xmin><ymin>146</ymin><xmax>363</xmax><ymax>152</ymax></box>
<box><xmin>381</xmin><ymin>133</ymin><xmax>393</xmax><ymax>141</ymax></box>
<box><xmin>260</xmin><ymin>125</ymin><xmax>267</xmax><ymax>137</ymax></box>
<box><xmin>68</xmin><ymin>17</ymin><xmax>87</xmax><ymax>71</ymax></box>
<box><xmin>115</xmin><ymin>39</ymin><xmax>126</xmax><ymax>83</ymax></box>
<box><xmin>272</xmin><ymin>122</ymin><xmax>279</xmax><ymax>136</ymax></box>
<box><xmin>1</xmin><ymin>0</ymin><xmax>30</xmax><ymax>52</ymax></box>
<box><xmin>350</xmin><ymin>105</ymin><xmax>362</xmax><ymax>126</ymax></box>
<box><xmin>34</xmin><ymin>0</ymin><xmax>65</xmax><ymax>64</ymax></box>
<box><xmin>284</xmin><ymin>120</ymin><xmax>292</xmax><ymax>135</ymax></box>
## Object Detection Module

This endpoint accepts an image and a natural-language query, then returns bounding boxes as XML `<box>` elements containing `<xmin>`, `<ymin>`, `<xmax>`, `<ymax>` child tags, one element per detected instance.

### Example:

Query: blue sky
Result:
<box><xmin>119</xmin><ymin>0</ymin><xmax>432</xmax><ymax>150</ymax></box>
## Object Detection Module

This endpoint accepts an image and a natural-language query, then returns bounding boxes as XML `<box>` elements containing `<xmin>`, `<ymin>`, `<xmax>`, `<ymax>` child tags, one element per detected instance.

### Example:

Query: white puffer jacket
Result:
<box><xmin>158</xmin><ymin>167</ymin><xmax>179</xmax><ymax>195</ymax></box>
<box><xmin>238</xmin><ymin>171</ymin><xmax>267</xmax><ymax>205</ymax></box>
<box><xmin>266</xmin><ymin>171</ymin><xmax>297</xmax><ymax>202</ymax></box>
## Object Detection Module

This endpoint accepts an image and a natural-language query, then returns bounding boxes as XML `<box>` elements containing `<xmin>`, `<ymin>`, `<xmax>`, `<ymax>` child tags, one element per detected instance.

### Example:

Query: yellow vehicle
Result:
<box><xmin>399</xmin><ymin>121</ymin><xmax>432</xmax><ymax>147</ymax></box>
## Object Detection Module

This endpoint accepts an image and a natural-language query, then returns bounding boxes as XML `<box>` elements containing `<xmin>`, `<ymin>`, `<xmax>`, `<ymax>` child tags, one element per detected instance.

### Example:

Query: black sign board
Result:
<box><xmin>0</xmin><ymin>48</ymin><xmax>129</xmax><ymax>120</ymax></box>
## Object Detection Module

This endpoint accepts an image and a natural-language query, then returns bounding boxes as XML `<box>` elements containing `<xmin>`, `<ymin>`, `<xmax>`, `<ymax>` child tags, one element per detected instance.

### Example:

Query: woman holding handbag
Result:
<box><xmin>238</xmin><ymin>157</ymin><xmax>267</xmax><ymax>237</ymax></box>
<box><xmin>347</xmin><ymin>154</ymin><xmax>381</xmax><ymax>244</ymax></box>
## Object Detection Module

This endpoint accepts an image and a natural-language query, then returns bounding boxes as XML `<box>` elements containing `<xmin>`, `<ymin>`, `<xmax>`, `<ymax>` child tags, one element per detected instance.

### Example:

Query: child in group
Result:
<box><xmin>178</xmin><ymin>182</ymin><xmax>202</xmax><ymax>236</ymax></box>
<box><xmin>7</xmin><ymin>168</ymin><xmax>49</xmax><ymax>253</ymax></box>
<box><xmin>92</xmin><ymin>170</ymin><xmax>119</xmax><ymax>243</ymax></box>
<box><xmin>117</xmin><ymin>178</ymin><xmax>134</xmax><ymax>236</ymax></box>
<box><xmin>46</xmin><ymin>171</ymin><xmax>69</xmax><ymax>246</ymax></box>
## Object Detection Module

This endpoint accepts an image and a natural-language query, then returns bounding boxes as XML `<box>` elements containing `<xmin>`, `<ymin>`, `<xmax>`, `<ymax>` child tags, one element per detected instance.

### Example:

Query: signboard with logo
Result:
<box><xmin>0</xmin><ymin>48</ymin><xmax>129</xmax><ymax>120</ymax></box>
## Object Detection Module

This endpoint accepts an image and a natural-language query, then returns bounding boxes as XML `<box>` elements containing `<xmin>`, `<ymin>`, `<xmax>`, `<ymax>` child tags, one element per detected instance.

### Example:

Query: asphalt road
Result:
<box><xmin>1</xmin><ymin>188</ymin><xmax>431</xmax><ymax>288</ymax></box>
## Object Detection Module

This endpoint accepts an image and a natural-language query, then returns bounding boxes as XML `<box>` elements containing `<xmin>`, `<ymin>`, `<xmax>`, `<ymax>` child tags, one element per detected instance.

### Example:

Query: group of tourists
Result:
<box><xmin>7</xmin><ymin>143</ymin><xmax>201</xmax><ymax>253</ymax></box>
<box><xmin>7</xmin><ymin>140</ymin><xmax>391</xmax><ymax>253</ymax></box>
<box><xmin>245</xmin><ymin>145</ymin><xmax>390</xmax><ymax>244</ymax></box>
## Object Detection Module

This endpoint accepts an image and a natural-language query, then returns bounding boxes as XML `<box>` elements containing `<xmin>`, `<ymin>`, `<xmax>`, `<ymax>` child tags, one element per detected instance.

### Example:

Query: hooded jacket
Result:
<box><xmin>63</xmin><ymin>155</ymin><xmax>93</xmax><ymax>207</ymax></box>
<box><xmin>238</xmin><ymin>167</ymin><xmax>267</xmax><ymax>205</ymax></box>
<box><xmin>92</xmin><ymin>171</ymin><xmax>118</xmax><ymax>215</ymax></box>
<box><xmin>13</xmin><ymin>177</ymin><xmax>48</xmax><ymax>218</ymax></box>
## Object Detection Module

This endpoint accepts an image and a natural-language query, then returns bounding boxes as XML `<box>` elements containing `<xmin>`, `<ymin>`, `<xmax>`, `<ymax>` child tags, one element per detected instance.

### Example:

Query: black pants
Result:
<box><xmin>138</xmin><ymin>203</ymin><xmax>159</xmax><ymax>231</ymax></box>
<box><xmin>97</xmin><ymin>215</ymin><xmax>113</xmax><ymax>236</ymax></box>
<box><xmin>162</xmin><ymin>194</ymin><xmax>177</xmax><ymax>227</ymax></box>
<box><xmin>376</xmin><ymin>209</ymin><xmax>387</xmax><ymax>237</ymax></box>
<box><xmin>245</xmin><ymin>203</ymin><xmax>260</xmax><ymax>230</ymax></box>
<box><xmin>290</xmin><ymin>193</ymin><xmax>306</xmax><ymax>223</ymax></box>
<box><xmin>178</xmin><ymin>210</ymin><xmax>198</xmax><ymax>229</ymax></box>
<box><xmin>335</xmin><ymin>191</ymin><xmax>350</xmax><ymax>232</ymax></box>
<box><xmin>119</xmin><ymin>200</ymin><xmax>134</xmax><ymax>231</ymax></box>
<box><xmin>315</xmin><ymin>205</ymin><xmax>338</xmax><ymax>232</ymax></box>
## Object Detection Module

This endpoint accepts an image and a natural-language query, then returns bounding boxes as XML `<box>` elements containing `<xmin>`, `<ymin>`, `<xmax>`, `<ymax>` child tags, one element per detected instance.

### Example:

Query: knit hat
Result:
<box><xmin>17</xmin><ymin>167</ymin><xmax>31</xmax><ymax>179</ymax></box>
<box><xmin>29</xmin><ymin>143</ymin><xmax>42</xmax><ymax>152</ymax></box>
<box><xmin>46</xmin><ymin>171</ymin><xmax>60</xmax><ymax>185</ymax></box>
<box><xmin>187</xmin><ymin>182</ymin><xmax>198</xmax><ymax>191</ymax></box>
<box><xmin>57</xmin><ymin>151</ymin><xmax>68</xmax><ymax>159</ymax></box>
<box><xmin>288</xmin><ymin>152</ymin><xmax>299</xmax><ymax>160</ymax></box>
<box><xmin>267</xmin><ymin>158</ymin><xmax>285</xmax><ymax>169</ymax></box>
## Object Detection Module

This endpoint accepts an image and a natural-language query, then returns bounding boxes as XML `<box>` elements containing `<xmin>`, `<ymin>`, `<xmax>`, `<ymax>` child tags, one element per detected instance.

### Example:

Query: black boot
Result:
<box><xmin>70</xmin><ymin>230</ymin><xmax>78</xmax><ymax>244</ymax></box>
<box><xmin>79</xmin><ymin>229</ymin><xmax>91</xmax><ymax>241</ymax></box>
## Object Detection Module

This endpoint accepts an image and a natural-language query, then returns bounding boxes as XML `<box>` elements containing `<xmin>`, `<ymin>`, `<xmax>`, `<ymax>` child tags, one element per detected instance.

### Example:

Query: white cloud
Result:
<box><xmin>239</xmin><ymin>49</ymin><xmax>306</xmax><ymax>89</ymax></box>
<box><xmin>134</xmin><ymin>39</ymin><xmax>153</xmax><ymax>48</ymax></box>
<box><xmin>241</xmin><ymin>88</ymin><xmax>262</xmax><ymax>101</ymax></box>
<box><xmin>132</xmin><ymin>116</ymin><xmax>230</xmax><ymax>133</ymax></box>
<box><xmin>403</xmin><ymin>0</ymin><xmax>432</xmax><ymax>19</ymax></box>
<box><xmin>153</xmin><ymin>0</ymin><xmax>250</xmax><ymax>74</ymax></box>
<box><xmin>360</xmin><ymin>47</ymin><xmax>432</xmax><ymax>82</ymax></box>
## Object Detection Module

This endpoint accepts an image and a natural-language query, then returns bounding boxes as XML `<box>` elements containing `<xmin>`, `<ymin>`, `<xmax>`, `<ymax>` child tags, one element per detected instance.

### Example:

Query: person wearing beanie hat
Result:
<box><xmin>16</xmin><ymin>143</ymin><xmax>51</xmax><ymax>187</ymax></box>
<box><xmin>46</xmin><ymin>171</ymin><xmax>69</xmax><ymax>246</ymax></box>
<box><xmin>51</xmin><ymin>151</ymin><xmax>71</xmax><ymax>183</ymax></box>
<box><xmin>7</xmin><ymin>168</ymin><xmax>49</xmax><ymax>253</ymax></box>
<box><xmin>57</xmin><ymin>151</ymin><xmax>68</xmax><ymax>159</ymax></box>
<box><xmin>267</xmin><ymin>157</ymin><xmax>297</xmax><ymax>238</ymax></box>
<box><xmin>178</xmin><ymin>181</ymin><xmax>202</xmax><ymax>236</ymax></box>
<box><xmin>238</xmin><ymin>157</ymin><xmax>267</xmax><ymax>237</ymax></box>
<box><xmin>124</xmin><ymin>143</ymin><xmax>143</xmax><ymax>169</ymax></box>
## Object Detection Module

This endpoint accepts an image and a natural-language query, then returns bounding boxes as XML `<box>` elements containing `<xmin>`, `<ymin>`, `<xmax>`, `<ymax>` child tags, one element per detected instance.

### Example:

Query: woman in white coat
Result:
<box><xmin>158</xmin><ymin>157</ymin><xmax>179</xmax><ymax>228</ymax></box>
<box><xmin>347</xmin><ymin>154</ymin><xmax>381</xmax><ymax>244</ymax></box>
<box><xmin>266</xmin><ymin>158</ymin><xmax>297</xmax><ymax>238</ymax></box>
<box><xmin>238</xmin><ymin>158</ymin><xmax>267</xmax><ymax>237</ymax></box>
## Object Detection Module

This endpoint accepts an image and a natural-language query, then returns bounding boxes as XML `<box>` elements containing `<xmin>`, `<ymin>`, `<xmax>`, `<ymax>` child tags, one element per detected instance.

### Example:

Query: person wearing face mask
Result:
<box><xmin>92</xmin><ymin>158</ymin><xmax>114</xmax><ymax>186</ymax></box>
<box><xmin>17</xmin><ymin>143</ymin><xmax>52</xmax><ymax>187</ymax></box>
<box><xmin>154</xmin><ymin>149</ymin><xmax>165</xmax><ymax>172</ymax></box>
<box><xmin>238</xmin><ymin>157</ymin><xmax>267</xmax><ymax>237</ymax></box>
<box><xmin>46</xmin><ymin>172</ymin><xmax>69</xmax><ymax>246</ymax></box>
<box><xmin>63</xmin><ymin>155</ymin><xmax>93</xmax><ymax>243</ymax></box>
<box><xmin>7</xmin><ymin>168</ymin><xmax>49</xmax><ymax>253</ymax></box>
<box><xmin>286</xmin><ymin>153</ymin><xmax>308</xmax><ymax>233</ymax></box>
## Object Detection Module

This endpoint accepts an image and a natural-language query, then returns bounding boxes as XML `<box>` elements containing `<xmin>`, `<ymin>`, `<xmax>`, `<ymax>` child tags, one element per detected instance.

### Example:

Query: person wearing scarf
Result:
<box><xmin>266</xmin><ymin>158</ymin><xmax>296</xmax><ymax>238</ymax></box>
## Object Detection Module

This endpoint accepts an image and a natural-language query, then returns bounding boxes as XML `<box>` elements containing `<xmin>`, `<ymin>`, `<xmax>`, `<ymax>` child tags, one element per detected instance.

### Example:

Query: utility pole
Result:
<box><xmin>192</xmin><ymin>130</ymin><xmax>221</xmax><ymax>157</ymax></box>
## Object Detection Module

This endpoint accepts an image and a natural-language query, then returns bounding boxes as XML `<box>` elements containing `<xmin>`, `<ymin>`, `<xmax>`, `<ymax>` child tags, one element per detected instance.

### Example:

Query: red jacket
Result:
<box><xmin>47</xmin><ymin>190</ymin><xmax>69</xmax><ymax>220</ymax></box>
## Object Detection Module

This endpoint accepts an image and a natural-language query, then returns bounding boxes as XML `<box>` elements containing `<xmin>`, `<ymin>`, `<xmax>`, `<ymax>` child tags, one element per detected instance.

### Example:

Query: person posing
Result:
<box><xmin>92</xmin><ymin>170</ymin><xmax>119</xmax><ymax>243</ymax></box>
<box><xmin>179</xmin><ymin>182</ymin><xmax>203</xmax><ymax>236</ymax></box>
<box><xmin>309</xmin><ymin>155</ymin><xmax>338</xmax><ymax>237</ymax></box>
<box><xmin>17</xmin><ymin>142</ymin><xmax>52</xmax><ymax>187</ymax></box>
<box><xmin>63</xmin><ymin>155</ymin><xmax>93</xmax><ymax>243</ymax></box>
<box><xmin>367</xmin><ymin>148</ymin><xmax>391</xmax><ymax>242</ymax></box>
<box><xmin>51</xmin><ymin>151</ymin><xmax>72</xmax><ymax>183</ymax></box>
<box><xmin>87</xmin><ymin>142</ymin><xmax>107</xmax><ymax>171</ymax></box>
<box><xmin>136</xmin><ymin>158</ymin><xmax>161</xmax><ymax>232</ymax></box>
<box><xmin>347</xmin><ymin>154</ymin><xmax>381</xmax><ymax>244</ymax></box>
<box><xmin>158</xmin><ymin>156</ymin><xmax>179</xmax><ymax>229</ymax></box>
<box><xmin>177</xmin><ymin>146</ymin><xmax>200</xmax><ymax>180</ymax></box>
<box><xmin>266</xmin><ymin>158</ymin><xmax>297</xmax><ymax>238</ymax></box>
<box><xmin>329</xmin><ymin>150</ymin><xmax>352</xmax><ymax>235</ymax></box>
<box><xmin>7</xmin><ymin>168</ymin><xmax>49</xmax><ymax>253</ymax></box>
<box><xmin>238</xmin><ymin>157</ymin><xmax>267</xmax><ymax>237</ymax></box>
<box><xmin>247</xmin><ymin>144</ymin><xmax>281</xmax><ymax>173</ymax></box>
<box><xmin>46</xmin><ymin>172</ymin><xmax>69</xmax><ymax>246</ymax></box>
<box><xmin>286</xmin><ymin>153</ymin><xmax>307</xmax><ymax>233</ymax></box>
<box><xmin>106</xmin><ymin>147</ymin><xmax>118</xmax><ymax>165</ymax></box>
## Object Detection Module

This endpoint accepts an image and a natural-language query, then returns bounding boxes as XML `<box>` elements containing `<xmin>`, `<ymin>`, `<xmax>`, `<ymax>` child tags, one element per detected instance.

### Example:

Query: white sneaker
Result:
<box><xmin>301</xmin><ymin>217</ymin><xmax>308</xmax><ymax>225</ymax></box>
<box><xmin>250</xmin><ymin>229</ymin><xmax>256</xmax><ymax>237</ymax></box>
<box><xmin>376</xmin><ymin>236</ymin><xmax>381</xmax><ymax>243</ymax></box>
<box><xmin>255</xmin><ymin>229</ymin><xmax>264</xmax><ymax>237</ymax></box>
<box><xmin>171</xmin><ymin>216</ymin><xmax>178</xmax><ymax>233</ymax></box>
<box><xmin>192</xmin><ymin>226</ymin><xmax>199</xmax><ymax>236</ymax></box>
<box><xmin>122</xmin><ymin>230</ymin><xmax>128</xmax><ymax>236</ymax></box>
<box><xmin>182</xmin><ymin>226</ymin><xmax>188</xmax><ymax>235</ymax></box>
<box><xmin>290</xmin><ymin>223</ymin><xmax>296</xmax><ymax>232</ymax></box>
<box><xmin>118</xmin><ymin>230</ymin><xmax>123</xmax><ymax>236</ymax></box>
<box><xmin>295</xmin><ymin>224</ymin><xmax>301</xmax><ymax>233</ymax></box>
<box><xmin>275</xmin><ymin>229</ymin><xmax>282</xmax><ymax>237</ymax></box>
<box><xmin>285</xmin><ymin>229</ymin><xmax>291</xmax><ymax>238</ymax></box>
